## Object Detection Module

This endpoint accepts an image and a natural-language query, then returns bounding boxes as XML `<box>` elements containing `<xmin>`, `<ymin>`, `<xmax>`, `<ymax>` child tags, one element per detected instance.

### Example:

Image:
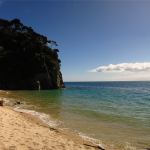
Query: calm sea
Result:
<box><xmin>3</xmin><ymin>81</ymin><xmax>150</xmax><ymax>150</ymax></box>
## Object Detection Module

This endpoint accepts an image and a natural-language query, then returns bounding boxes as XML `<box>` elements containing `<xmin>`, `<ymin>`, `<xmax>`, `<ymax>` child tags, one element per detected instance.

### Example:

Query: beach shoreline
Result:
<box><xmin>1</xmin><ymin>89</ymin><xmax>145</xmax><ymax>150</ymax></box>
<box><xmin>0</xmin><ymin>106</ymin><xmax>106</xmax><ymax>150</ymax></box>
<box><xmin>0</xmin><ymin>90</ymin><xmax>109</xmax><ymax>150</ymax></box>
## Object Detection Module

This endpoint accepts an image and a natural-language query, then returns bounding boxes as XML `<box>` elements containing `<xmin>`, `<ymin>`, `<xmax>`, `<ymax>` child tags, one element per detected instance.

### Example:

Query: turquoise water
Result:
<box><xmin>5</xmin><ymin>81</ymin><xmax>150</xmax><ymax>150</ymax></box>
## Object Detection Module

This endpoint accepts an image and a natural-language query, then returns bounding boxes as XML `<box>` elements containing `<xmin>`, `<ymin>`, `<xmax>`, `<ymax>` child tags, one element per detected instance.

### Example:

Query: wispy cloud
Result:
<box><xmin>26</xmin><ymin>10</ymin><xmax>29</xmax><ymax>12</ymax></box>
<box><xmin>0</xmin><ymin>0</ymin><xmax>3</xmax><ymax>6</ymax></box>
<box><xmin>89</xmin><ymin>62</ymin><xmax>150</xmax><ymax>73</ymax></box>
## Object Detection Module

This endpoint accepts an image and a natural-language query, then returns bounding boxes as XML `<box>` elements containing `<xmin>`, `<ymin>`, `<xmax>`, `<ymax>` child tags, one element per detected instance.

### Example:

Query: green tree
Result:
<box><xmin>0</xmin><ymin>18</ymin><xmax>61</xmax><ymax>80</ymax></box>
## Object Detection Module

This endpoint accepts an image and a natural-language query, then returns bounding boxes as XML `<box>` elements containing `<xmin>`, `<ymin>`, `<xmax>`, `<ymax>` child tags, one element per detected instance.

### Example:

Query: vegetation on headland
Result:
<box><xmin>0</xmin><ymin>18</ymin><xmax>62</xmax><ymax>83</ymax></box>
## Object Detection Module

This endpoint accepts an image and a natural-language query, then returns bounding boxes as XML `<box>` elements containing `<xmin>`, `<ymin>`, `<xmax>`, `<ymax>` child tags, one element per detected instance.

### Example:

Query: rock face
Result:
<box><xmin>0</xmin><ymin>100</ymin><xmax>4</xmax><ymax>106</ymax></box>
<box><xmin>34</xmin><ymin>71</ymin><xmax>65</xmax><ymax>90</ymax></box>
<box><xmin>0</xmin><ymin>71</ymin><xmax>65</xmax><ymax>90</ymax></box>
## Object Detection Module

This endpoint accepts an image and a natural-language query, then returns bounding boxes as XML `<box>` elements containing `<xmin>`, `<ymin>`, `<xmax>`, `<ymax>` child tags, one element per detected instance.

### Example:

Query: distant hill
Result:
<box><xmin>0</xmin><ymin>18</ymin><xmax>65</xmax><ymax>90</ymax></box>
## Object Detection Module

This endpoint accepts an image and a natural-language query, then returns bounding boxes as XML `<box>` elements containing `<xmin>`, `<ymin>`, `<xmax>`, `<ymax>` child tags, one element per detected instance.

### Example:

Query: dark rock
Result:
<box><xmin>14</xmin><ymin>101</ymin><xmax>25</xmax><ymax>105</ymax></box>
<box><xmin>5</xmin><ymin>101</ymin><xmax>25</xmax><ymax>106</ymax></box>
<box><xmin>0</xmin><ymin>99</ymin><xmax>4</xmax><ymax>106</ymax></box>
<box><xmin>0</xmin><ymin>71</ymin><xmax>65</xmax><ymax>90</ymax></box>
<box><xmin>32</xmin><ymin>81</ymin><xmax>40</xmax><ymax>90</ymax></box>
<box><xmin>83</xmin><ymin>144</ymin><xmax>105</xmax><ymax>150</ymax></box>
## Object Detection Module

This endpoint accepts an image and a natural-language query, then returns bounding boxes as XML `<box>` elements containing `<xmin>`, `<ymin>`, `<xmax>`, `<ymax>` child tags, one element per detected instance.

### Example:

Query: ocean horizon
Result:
<box><xmin>2</xmin><ymin>81</ymin><xmax>150</xmax><ymax>150</ymax></box>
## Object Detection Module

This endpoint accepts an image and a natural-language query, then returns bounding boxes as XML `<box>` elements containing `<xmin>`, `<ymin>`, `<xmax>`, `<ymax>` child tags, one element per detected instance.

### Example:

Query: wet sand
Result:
<box><xmin>0</xmin><ymin>90</ymin><xmax>123</xmax><ymax>150</ymax></box>
<box><xmin>0</xmin><ymin>106</ymin><xmax>106</xmax><ymax>150</ymax></box>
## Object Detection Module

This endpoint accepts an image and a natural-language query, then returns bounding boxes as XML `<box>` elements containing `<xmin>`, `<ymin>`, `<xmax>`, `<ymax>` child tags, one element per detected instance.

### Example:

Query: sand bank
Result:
<box><xmin>0</xmin><ymin>106</ymin><xmax>106</xmax><ymax>150</ymax></box>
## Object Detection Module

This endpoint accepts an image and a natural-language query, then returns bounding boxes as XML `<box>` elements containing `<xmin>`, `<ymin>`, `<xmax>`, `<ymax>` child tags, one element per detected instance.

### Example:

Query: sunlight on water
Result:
<box><xmin>4</xmin><ymin>81</ymin><xmax>150</xmax><ymax>150</ymax></box>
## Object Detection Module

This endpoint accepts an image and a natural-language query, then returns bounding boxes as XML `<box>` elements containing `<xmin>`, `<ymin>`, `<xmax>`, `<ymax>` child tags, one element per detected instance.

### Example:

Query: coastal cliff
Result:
<box><xmin>0</xmin><ymin>71</ymin><xmax>65</xmax><ymax>90</ymax></box>
<box><xmin>0</xmin><ymin>18</ymin><xmax>65</xmax><ymax>90</ymax></box>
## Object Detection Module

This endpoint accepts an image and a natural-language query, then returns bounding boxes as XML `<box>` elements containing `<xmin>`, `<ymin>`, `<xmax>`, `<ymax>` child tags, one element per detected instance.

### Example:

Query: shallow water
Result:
<box><xmin>3</xmin><ymin>81</ymin><xmax>150</xmax><ymax>150</ymax></box>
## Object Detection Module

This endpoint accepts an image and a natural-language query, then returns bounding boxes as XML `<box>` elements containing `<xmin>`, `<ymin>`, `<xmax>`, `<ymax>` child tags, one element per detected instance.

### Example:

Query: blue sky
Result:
<box><xmin>0</xmin><ymin>0</ymin><xmax>150</xmax><ymax>81</ymax></box>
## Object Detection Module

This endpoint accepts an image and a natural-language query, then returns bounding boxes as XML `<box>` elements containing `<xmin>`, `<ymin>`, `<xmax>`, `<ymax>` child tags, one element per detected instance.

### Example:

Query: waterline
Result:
<box><xmin>3</xmin><ymin>81</ymin><xmax>150</xmax><ymax>150</ymax></box>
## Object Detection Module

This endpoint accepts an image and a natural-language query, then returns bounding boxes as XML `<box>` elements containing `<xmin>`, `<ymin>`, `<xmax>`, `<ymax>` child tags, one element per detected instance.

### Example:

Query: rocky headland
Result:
<box><xmin>0</xmin><ymin>18</ymin><xmax>65</xmax><ymax>90</ymax></box>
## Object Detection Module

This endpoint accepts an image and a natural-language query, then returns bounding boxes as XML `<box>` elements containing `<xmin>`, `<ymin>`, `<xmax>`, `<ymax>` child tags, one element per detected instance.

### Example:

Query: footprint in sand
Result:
<box><xmin>16</xmin><ymin>139</ymin><xmax>21</xmax><ymax>142</ymax></box>
<box><xmin>0</xmin><ymin>136</ymin><xmax>4</xmax><ymax>139</ymax></box>
<box><xmin>33</xmin><ymin>142</ymin><xmax>40</xmax><ymax>146</ymax></box>
<box><xmin>42</xmin><ymin>146</ymin><xmax>50</xmax><ymax>150</ymax></box>
<box><xmin>28</xmin><ymin>146</ymin><xmax>34</xmax><ymax>150</ymax></box>
<box><xmin>27</xmin><ymin>138</ymin><xmax>32</xmax><ymax>140</ymax></box>
<box><xmin>57</xmin><ymin>144</ymin><xmax>66</xmax><ymax>149</ymax></box>
<box><xmin>51</xmin><ymin>146</ymin><xmax>55</xmax><ymax>149</ymax></box>
<box><xmin>42</xmin><ymin>139</ymin><xmax>49</xmax><ymax>144</ymax></box>
<box><xmin>19</xmin><ymin>143</ymin><xmax>25</xmax><ymax>145</ymax></box>
<box><xmin>8</xmin><ymin>145</ymin><xmax>18</xmax><ymax>150</ymax></box>
<box><xmin>74</xmin><ymin>144</ymin><xmax>83</xmax><ymax>149</ymax></box>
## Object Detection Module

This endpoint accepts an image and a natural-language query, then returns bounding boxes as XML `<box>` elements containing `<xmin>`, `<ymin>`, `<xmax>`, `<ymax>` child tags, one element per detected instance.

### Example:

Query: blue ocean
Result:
<box><xmin>4</xmin><ymin>81</ymin><xmax>150</xmax><ymax>150</ymax></box>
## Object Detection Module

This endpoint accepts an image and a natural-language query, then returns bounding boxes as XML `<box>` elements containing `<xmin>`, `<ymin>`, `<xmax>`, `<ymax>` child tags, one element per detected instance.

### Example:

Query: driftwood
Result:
<box><xmin>83</xmin><ymin>144</ymin><xmax>105</xmax><ymax>150</ymax></box>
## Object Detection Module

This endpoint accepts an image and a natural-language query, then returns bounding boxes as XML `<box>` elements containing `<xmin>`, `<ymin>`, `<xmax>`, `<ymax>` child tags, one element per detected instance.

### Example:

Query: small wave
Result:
<box><xmin>125</xmin><ymin>142</ymin><xmax>137</xmax><ymax>150</ymax></box>
<box><xmin>0</xmin><ymin>97</ymin><xmax>10</xmax><ymax>104</ymax></box>
<box><xmin>14</xmin><ymin>107</ymin><xmax>59</xmax><ymax>127</ymax></box>
<box><xmin>77</xmin><ymin>132</ymin><xmax>103</xmax><ymax>147</ymax></box>
<box><xmin>4</xmin><ymin>98</ymin><xmax>10</xmax><ymax>103</ymax></box>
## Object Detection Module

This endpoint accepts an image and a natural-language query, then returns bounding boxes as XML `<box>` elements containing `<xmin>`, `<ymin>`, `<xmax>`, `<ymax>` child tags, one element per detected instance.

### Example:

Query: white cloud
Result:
<box><xmin>0</xmin><ymin>0</ymin><xmax>3</xmax><ymax>6</ymax></box>
<box><xmin>89</xmin><ymin>62</ymin><xmax>150</xmax><ymax>73</ymax></box>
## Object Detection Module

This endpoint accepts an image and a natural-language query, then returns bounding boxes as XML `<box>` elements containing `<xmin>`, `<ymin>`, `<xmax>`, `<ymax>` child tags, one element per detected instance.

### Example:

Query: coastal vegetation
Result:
<box><xmin>0</xmin><ymin>18</ymin><xmax>65</xmax><ymax>90</ymax></box>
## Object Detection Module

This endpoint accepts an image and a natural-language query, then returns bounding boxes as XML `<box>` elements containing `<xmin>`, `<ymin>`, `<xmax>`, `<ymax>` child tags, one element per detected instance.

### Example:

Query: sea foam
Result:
<box><xmin>14</xmin><ymin>107</ymin><xmax>59</xmax><ymax>127</ymax></box>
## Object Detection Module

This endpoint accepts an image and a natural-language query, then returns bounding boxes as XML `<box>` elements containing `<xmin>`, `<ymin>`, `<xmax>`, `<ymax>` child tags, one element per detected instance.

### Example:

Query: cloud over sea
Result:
<box><xmin>89</xmin><ymin>62</ymin><xmax>150</xmax><ymax>73</ymax></box>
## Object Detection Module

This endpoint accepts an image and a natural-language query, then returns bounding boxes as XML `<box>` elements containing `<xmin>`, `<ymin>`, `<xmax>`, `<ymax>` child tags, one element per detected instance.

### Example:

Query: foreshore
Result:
<box><xmin>0</xmin><ymin>106</ymin><xmax>106</xmax><ymax>150</ymax></box>
<box><xmin>0</xmin><ymin>90</ymin><xmax>108</xmax><ymax>150</ymax></box>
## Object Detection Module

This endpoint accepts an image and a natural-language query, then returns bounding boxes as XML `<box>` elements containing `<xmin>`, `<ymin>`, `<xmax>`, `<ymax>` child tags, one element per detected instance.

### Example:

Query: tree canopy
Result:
<box><xmin>0</xmin><ymin>18</ymin><xmax>61</xmax><ymax>81</ymax></box>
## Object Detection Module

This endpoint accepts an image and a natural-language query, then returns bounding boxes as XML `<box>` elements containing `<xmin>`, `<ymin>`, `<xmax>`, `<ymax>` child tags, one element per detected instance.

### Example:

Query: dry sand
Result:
<box><xmin>0</xmin><ymin>106</ymin><xmax>106</xmax><ymax>150</ymax></box>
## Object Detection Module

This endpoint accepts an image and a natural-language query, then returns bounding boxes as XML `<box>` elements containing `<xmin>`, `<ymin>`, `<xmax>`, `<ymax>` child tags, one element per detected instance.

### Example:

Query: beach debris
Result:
<box><xmin>50</xmin><ymin>128</ymin><xmax>58</xmax><ymax>133</ymax></box>
<box><xmin>83</xmin><ymin>143</ymin><xmax>105</xmax><ymax>150</ymax></box>
<box><xmin>5</xmin><ymin>101</ymin><xmax>25</xmax><ymax>106</ymax></box>
<box><xmin>14</xmin><ymin>101</ymin><xmax>25</xmax><ymax>105</ymax></box>
<box><xmin>0</xmin><ymin>99</ymin><xmax>4</xmax><ymax>106</ymax></box>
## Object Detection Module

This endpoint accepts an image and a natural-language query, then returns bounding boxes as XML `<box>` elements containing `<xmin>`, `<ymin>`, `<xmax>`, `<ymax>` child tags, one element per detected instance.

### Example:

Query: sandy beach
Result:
<box><xmin>0</xmin><ymin>105</ymin><xmax>105</xmax><ymax>150</ymax></box>
<box><xmin>0</xmin><ymin>90</ymin><xmax>123</xmax><ymax>150</ymax></box>
<box><xmin>0</xmin><ymin>90</ymin><xmax>104</xmax><ymax>150</ymax></box>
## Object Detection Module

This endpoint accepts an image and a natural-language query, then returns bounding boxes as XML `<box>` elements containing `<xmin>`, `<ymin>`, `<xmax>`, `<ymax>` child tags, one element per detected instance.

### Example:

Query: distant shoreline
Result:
<box><xmin>64</xmin><ymin>81</ymin><xmax>150</xmax><ymax>82</ymax></box>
